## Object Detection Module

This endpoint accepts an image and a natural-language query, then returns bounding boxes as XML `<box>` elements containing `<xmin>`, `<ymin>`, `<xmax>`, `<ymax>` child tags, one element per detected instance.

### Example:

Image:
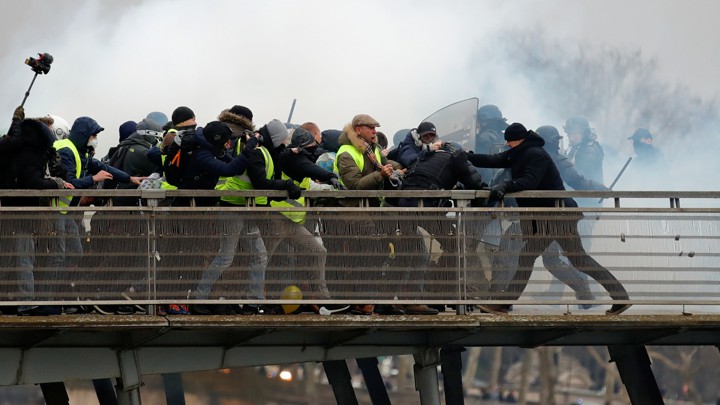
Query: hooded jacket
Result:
<box><xmin>395</xmin><ymin>130</ymin><xmax>424</xmax><ymax>168</ymax></box>
<box><xmin>5</xmin><ymin>119</ymin><xmax>65</xmax><ymax>207</ymax></box>
<box><xmin>57</xmin><ymin>117</ymin><xmax>132</xmax><ymax>199</ymax></box>
<box><xmin>218</xmin><ymin>109</ymin><xmax>254</xmax><ymax>158</ymax></box>
<box><xmin>245</xmin><ymin>122</ymin><xmax>290</xmax><ymax>195</ymax></box>
<box><xmin>468</xmin><ymin>131</ymin><xmax>577</xmax><ymax>208</ymax></box>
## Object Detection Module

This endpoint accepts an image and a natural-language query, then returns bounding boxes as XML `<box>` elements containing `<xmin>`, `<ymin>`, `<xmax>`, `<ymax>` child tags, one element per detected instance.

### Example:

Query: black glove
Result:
<box><xmin>241</xmin><ymin>135</ymin><xmax>258</xmax><ymax>158</ymax></box>
<box><xmin>13</xmin><ymin>106</ymin><xmax>24</xmax><ymax>121</ymax></box>
<box><xmin>329</xmin><ymin>177</ymin><xmax>346</xmax><ymax>190</ymax></box>
<box><xmin>489</xmin><ymin>183</ymin><xmax>507</xmax><ymax>201</ymax></box>
<box><xmin>285</xmin><ymin>180</ymin><xmax>302</xmax><ymax>199</ymax></box>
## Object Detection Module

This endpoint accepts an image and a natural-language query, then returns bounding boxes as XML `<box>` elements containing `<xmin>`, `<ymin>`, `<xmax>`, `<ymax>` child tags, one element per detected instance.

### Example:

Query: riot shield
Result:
<box><xmin>422</xmin><ymin>97</ymin><xmax>479</xmax><ymax>151</ymax></box>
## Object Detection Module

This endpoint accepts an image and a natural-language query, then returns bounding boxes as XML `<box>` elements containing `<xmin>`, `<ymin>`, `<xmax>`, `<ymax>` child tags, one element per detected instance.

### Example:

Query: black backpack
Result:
<box><xmin>163</xmin><ymin>130</ymin><xmax>199</xmax><ymax>187</ymax></box>
<box><xmin>100</xmin><ymin>145</ymin><xmax>129</xmax><ymax>190</ymax></box>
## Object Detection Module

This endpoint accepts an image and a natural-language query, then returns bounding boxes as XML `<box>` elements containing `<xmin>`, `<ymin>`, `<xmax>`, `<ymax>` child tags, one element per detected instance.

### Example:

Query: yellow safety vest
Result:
<box><xmin>270</xmin><ymin>174</ymin><xmax>311</xmax><ymax>224</ymax></box>
<box><xmin>218</xmin><ymin>145</ymin><xmax>273</xmax><ymax>206</ymax></box>
<box><xmin>159</xmin><ymin>154</ymin><xmax>177</xmax><ymax>190</ymax></box>
<box><xmin>52</xmin><ymin>139</ymin><xmax>82</xmax><ymax>209</ymax></box>
<box><xmin>333</xmin><ymin>144</ymin><xmax>383</xmax><ymax>186</ymax></box>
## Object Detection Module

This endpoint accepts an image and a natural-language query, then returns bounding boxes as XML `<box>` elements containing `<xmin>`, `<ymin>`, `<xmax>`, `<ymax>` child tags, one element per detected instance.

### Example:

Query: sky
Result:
<box><xmin>1</xmin><ymin>0</ymin><xmax>719</xmax><ymax>174</ymax></box>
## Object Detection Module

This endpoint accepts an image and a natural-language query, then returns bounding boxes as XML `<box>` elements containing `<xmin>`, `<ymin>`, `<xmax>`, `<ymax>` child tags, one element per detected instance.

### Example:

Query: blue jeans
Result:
<box><xmin>46</xmin><ymin>214</ymin><xmax>83</xmax><ymax>297</ymax></box>
<box><xmin>195</xmin><ymin>217</ymin><xmax>268</xmax><ymax>300</ymax></box>
<box><xmin>15</xmin><ymin>233</ymin><xmax>36</xmax><ymax>311</ymax></box>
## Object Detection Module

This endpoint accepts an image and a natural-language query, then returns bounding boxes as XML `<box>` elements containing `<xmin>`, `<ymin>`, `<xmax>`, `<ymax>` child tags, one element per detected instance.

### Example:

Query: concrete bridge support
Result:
<box><xmin>115</xmin><ymin>350</ymin><xmax>143</xmax><ymax>405</ymax></box>
<box><xmin>608</xmin><ymin>345</ymin><xmax>664</xmax><ymax>405</ymax></box>
<box><xmin>413</xmin><ymin>348</ymin><xmax>441</xmax><ymax>405</ymax></box>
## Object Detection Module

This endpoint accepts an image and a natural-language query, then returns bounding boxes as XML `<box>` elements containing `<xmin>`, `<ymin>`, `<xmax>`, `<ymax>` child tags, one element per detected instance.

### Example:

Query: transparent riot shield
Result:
<box><xmin>422</xmin><ymin>97</ymin><xmax>479</xmax><ymax>151</ymax></box>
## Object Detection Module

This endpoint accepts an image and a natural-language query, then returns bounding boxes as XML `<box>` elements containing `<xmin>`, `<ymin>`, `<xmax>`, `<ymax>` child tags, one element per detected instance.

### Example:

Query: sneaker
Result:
<box><xmin>403</xmin><ymin>304</ymin><xmax>439</xmax><ymax>315</ymax></box>
<box><xmin>192</xmin><ymin>304</ymin><xmax>236</xmax><ymax>315</ymax></box>
<box><xmin>373</xmin><ymin>304</ymin><xmax>405</xmax><ymax>315</ymax></box>
<box><xmin>349</xmin><ymin>304</ymin><xmax>374</xmax><ymax>315</ymax></box>
<box><xmin>121</xmin><ymin>292</ymin><xmax>147</xmax><ymax>314</ymax></box>
<box><xmin>606</xmin><ymin>304</ymin><xmax>632</xmax><ymax>315</ymax></box>
<box><xmin>260</xmin><ymin>305</ymin><xmax>285</xmax><ymax>315</ymax></box>
<box><xmin>475</xmin><ymin>304</ymin><xmax>511</xmax><ymax>315</ymax></box>
<box><xmin>166</xmin><ymin>304</ymin><xmax>190</xmax><ymax>315</ymax></box>
<box><xmin>114</xmin><ymin>305</ymin><xmax>137</xmax><ymax>315</ymax></box>
<box><xmin>239</xmin><ymin>304</ymin><xmax>284</xmax><ymax>315</ymax></box>
<box><xmin>17</xmin><ymin>306</ymin><xmax>46</xmax><ymax>316</ymax></box>
<box><xmin>92</xmin><ymin>305</ymin><xmax>116</xmax><ymax>315</ymax></box>
<box><xmin>239</xmin><ymin>304</ymin><xmax>262</xmax><ymax>315</ymax></box>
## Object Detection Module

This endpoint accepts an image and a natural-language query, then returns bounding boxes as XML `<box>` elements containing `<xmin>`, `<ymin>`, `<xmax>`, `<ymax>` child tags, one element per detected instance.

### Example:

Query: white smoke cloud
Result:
<box><xmin>1</xmin><ymin>0</ymin><xmax>718</xmax><ymax>182</ymax></box>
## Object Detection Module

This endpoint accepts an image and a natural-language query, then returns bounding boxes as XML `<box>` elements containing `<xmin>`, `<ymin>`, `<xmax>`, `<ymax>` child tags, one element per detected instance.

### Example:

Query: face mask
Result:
<box><xmin>87</xmin><ymin>138</ymin><xmax>99</xmax><ymax>149</ymax></box>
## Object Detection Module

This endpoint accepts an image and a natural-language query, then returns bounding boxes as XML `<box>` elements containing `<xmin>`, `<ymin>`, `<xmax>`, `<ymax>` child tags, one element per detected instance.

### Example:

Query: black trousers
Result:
<box><xmin>491</xmin><ymin>217</ymin><xmax>629</xmax><ymax>301</ymax></box>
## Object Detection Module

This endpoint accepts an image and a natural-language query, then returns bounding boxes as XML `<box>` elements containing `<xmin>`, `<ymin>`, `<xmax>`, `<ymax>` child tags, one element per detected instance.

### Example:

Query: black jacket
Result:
<box><xmin>172</xmin><ymin>127</ymin><xmax>249</xmax><ymax>207</ymax></box>
<box><xmin>279</xmin><ymin>148</ymin><xmax>338</xmax><ymax>184</ymax></box>
<box><xmin>402</xmin><ymin>146</ymin><xmax>485</xmax><ymax>191</ymax></box>
<box><xmin>246</xmin><ymin>126</ymin><xmax>289</xmax><ymax>197</ymax></box>
<box><xmin>468</xmin><ymin>131</ymin><xmax>577</xmax><ymax>208</ymax></box>
<box><xmin>6</xmin><ymin>119</ymin><xmax>65</xmax><ymax>206</ymax></box>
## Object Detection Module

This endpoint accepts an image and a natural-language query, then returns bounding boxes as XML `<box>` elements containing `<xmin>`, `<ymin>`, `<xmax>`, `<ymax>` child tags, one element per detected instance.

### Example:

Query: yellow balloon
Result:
<box><xmin>280</xmin><ymin>285</ymin><xmax>302</xmax><ymax>314</ymax></box>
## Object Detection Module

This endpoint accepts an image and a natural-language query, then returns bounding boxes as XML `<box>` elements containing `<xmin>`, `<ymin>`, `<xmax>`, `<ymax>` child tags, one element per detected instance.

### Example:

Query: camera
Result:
<box><xmin>25</xmin><ymin>53</ymin><xmax>53</xmax><ymax>75</ymax></box>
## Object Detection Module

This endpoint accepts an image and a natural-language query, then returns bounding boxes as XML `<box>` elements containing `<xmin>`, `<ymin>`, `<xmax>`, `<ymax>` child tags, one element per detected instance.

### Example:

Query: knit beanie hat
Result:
<box><xmin>265</xmin><ymin>119</ymin><xmax>289</xmax><ymax>148</ymax></box>
<box><xmin>171</xmin><ymin>106</ymin><xmax>195</xmax><ymax>126</ymax></box>
<box><xmin>119</xmin><ymin>120</ymin><xmax>137</xmax><ymax>142</ymax></box>
<box><xmin>504</xmin><ymin>122</ymin><xmax>529</xmax><ymax>141</ymax></box>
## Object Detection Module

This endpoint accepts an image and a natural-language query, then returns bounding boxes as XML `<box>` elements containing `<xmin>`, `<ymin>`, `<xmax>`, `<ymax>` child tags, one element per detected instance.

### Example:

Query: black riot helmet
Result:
<box><xmin>563</xmin><ymin>116</ymin><xmax>591</xmax><ymax>135</ymax></box>
<box><xmin>536</xmin><ymin>125</ymin><xmax>563</xmax><ymax>153</ymax></box>
<box><xmin>477</xmin><ymin>104</ymin><xmax>504</xmax><ymax>121</ymax></box>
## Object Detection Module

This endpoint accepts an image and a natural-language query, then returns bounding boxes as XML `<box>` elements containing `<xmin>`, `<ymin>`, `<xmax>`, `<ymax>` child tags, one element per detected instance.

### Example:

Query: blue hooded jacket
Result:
<box><xmin>58</xmin><ymin>116</ymin><xmax>131</xmax><ymax>193</ymax></box>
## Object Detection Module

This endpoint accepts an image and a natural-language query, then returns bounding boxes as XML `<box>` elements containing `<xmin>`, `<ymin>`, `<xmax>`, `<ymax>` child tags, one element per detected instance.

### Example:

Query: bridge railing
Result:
<box><xmin>0</xmin><ymin>190</ymin><xmax>718</xmax><ymax>313</ymax></box>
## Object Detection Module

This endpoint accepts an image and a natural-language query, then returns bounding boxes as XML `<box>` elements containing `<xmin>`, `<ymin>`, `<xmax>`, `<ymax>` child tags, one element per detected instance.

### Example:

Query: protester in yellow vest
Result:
<box><xmin>51</xmin><ymin>116</ymin><xmax>144</xmax><ymax>313</ymax></box>
<box><xmin>330</xmin><ymin>114</ymin><xmax>405</xmax><ymax>315</ymax></box>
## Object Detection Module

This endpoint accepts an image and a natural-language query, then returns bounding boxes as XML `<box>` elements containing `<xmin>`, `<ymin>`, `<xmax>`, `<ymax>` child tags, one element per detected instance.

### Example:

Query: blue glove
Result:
<box><xmin>329</xmin><ymin>177</ymin><xmax>346</xmax><ymax>190</ymax></box>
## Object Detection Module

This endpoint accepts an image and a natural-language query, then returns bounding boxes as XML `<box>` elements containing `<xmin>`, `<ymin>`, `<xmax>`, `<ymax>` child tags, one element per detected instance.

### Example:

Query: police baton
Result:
<box><xmin>286</xmin><ymin>98</ymin><xmax>297</xmax><ymax>124</ymax></box>
<box><xmin>599</xmin><ymin>156</ymin><xmax>632</xmax><ymax>204</ymax></box>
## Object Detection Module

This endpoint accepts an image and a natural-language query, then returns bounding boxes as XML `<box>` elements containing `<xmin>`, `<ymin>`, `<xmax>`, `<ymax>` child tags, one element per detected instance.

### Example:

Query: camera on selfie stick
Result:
<box><xmin>21</xmin><ymin>52</ymin><xmax>54</xmax><ymax>107</ymax></box>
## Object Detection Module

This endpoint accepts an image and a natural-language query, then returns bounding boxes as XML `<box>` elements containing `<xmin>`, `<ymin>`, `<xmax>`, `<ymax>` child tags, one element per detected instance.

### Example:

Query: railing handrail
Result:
<box><xmin>0</xmin><ymin>189</ymin><xmax>719</xmax><ymax>199</ymax></box>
